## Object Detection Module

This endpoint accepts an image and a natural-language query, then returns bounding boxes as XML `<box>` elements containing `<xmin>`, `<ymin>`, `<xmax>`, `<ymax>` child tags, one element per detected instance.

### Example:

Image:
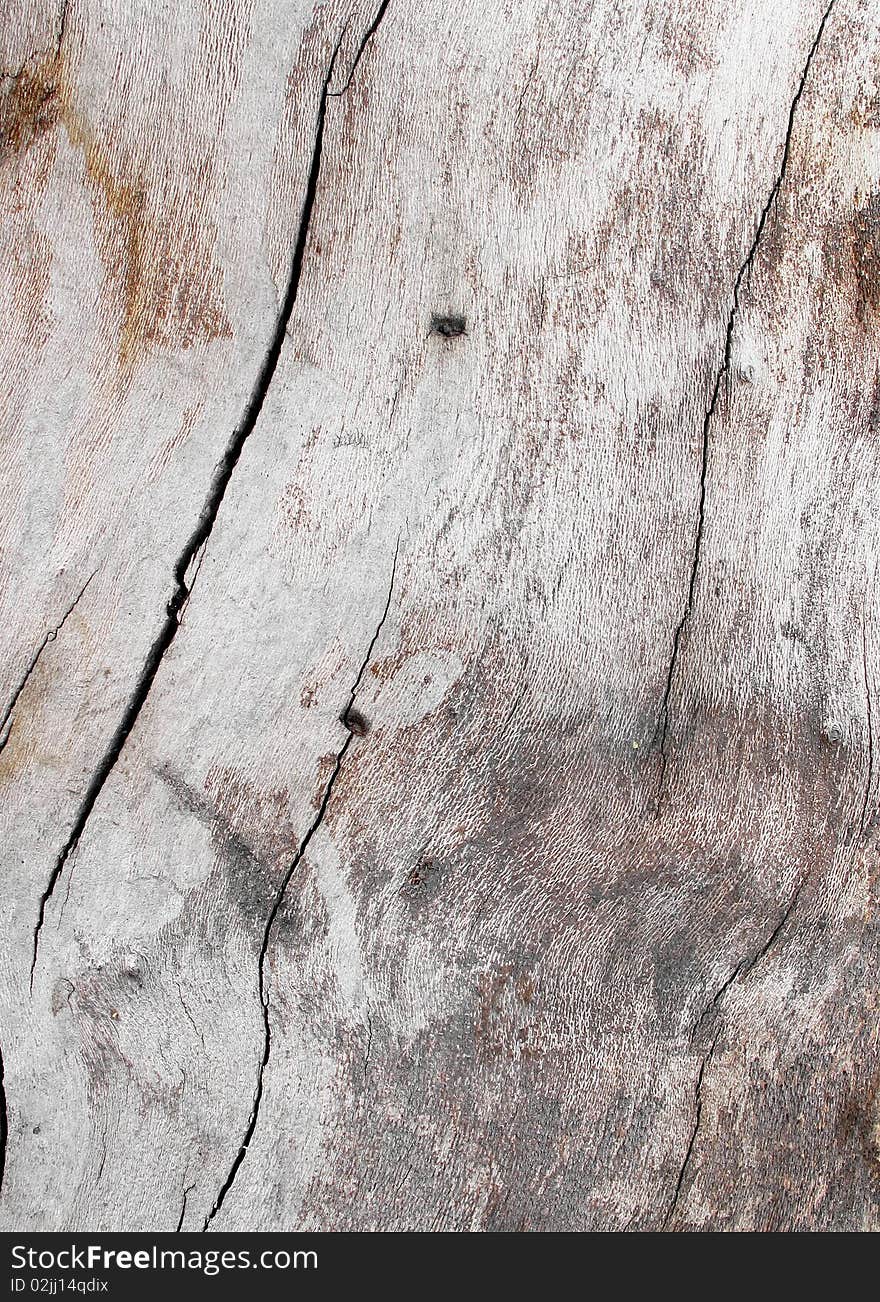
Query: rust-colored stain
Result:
<box><xmin>1</xmin><ymin>43</ymin><xmax>231</xmax><ymax>375</ymax></box>
<box><xmin>202</xmin><ymin>764</ymin><xmax>294</xmax><ymax>864</ymax></box>
<box><xmin>368</xmin><ymin>653</ymin><xmax>401</xmax><ymax>685</ymax></box>
<box><xmin>0</xmin><ymin>60</ymin><xmax>62</xmax><ymax>156</ymax></box>
<box><xmin>312</xmin><ymin>752</ymin><xmax>339</xmax><ymax>808</ymax></box>
<box><xmin>476</xmin><ymin>966</ymin><xmax>542</xmax><ymax>1060</ymax></box>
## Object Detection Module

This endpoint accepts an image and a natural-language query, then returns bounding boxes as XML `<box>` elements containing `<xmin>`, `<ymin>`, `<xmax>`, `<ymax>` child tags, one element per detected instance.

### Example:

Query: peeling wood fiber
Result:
<box><xmin>1</xmin><ymin>0</ymin><xmax>879</xmax><ymax>1233</ymax></box>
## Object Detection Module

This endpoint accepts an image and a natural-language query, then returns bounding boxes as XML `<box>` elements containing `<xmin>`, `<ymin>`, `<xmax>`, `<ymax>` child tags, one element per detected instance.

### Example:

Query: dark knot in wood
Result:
<box><xmin>341</xmin><ymin>708</ymin><xmax>369</xmax><ymax>737</ymax></box>
<box><xmin>431</xmin><ymin>313</ymin><xmax>467</xmax><ymax>338</ymax></box>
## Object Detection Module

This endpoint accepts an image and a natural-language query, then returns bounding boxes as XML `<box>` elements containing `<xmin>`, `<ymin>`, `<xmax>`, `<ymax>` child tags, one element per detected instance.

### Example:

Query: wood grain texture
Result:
<box><xmin>1</xmin><ymin>0</ymin><xmax>878</xmax><ymax>1232</ymax></box>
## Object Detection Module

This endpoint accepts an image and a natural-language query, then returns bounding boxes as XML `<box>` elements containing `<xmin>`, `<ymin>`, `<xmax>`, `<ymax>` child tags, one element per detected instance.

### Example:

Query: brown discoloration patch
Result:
<box><xmin>159</xmin><ymin>765</ymin><xmax>299</xmax><ymax>935</ymax></box>
<box><xmin>476</xmin><ymin>966</ymin><xmax>513</xmax><ymax>1043</ymax></box>
<box><xmin>202</xmin><ymin>766</ymin><xmax>293</xmax><ymax>859</ymax></box>
<box><xmin>0</xmin><ymin>711</ymin><xmax>40</xmax><ymax>786</ymax></box>
<box><xmin>312</xmin><ymin>753</ymin><xmax>339</xmax><ymax>809</ymax></box>
<box><xmin>1</xmin><ymin>41</ymin><xmax>232</xmax><ymax>376</ymax></box>
<box><xmin>852</xmin><ymin>194</ymin><xmax>880</xmax><ymax>321</ymax></box>
<box><xmin>401</xmin><ymin>855</ymin><xmax>443</xmax><ymax>903</ymax></box>
<box><xmin>477</xmin><ymin>966</ymin><xmax>542</xmax><ymax>1061</ymax></box>
<box><xmin>66</xmin><ymin>112</ymin><xmax>232</xmax><ymax>374</ymax></box>
<box><xmin>279</xmin><ymin>481</ymin><xmax>314</xmax><ymax>534</ymax></box>
<box><xmin>656</xmin><ymin>9</ymin><xmax>717</xmax><ymax>78</ymax></box>
<box><xmin>838</xmin><ymin>1072</ymin><xmax>880</xmax><ymax>1177</ymax></box>
<box><xmin>0</xmin><ymin>59</ymin><xmax>62</xmax><ymax>158</ymax></box>
<box><xmin>850</xmin><ymin>90</ymin><xmax>880</xmax><ymax>130</ymax></box>
<box><xmin>0</xmin><ymin>643</ymin><xmax>70</xmax><ymax>786</ymax></box>
<box><xmin>368</xmin><ymin>653</ymin><xmax>402</xmax><ymax>685</ymax></box>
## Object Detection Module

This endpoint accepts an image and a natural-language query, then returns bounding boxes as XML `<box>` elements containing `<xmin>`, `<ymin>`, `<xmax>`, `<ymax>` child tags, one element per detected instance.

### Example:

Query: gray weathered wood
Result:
<box><xmin>1</xmin><ymin>0</ymin><xmax>878</xmax><ymax>1231</ymax></box>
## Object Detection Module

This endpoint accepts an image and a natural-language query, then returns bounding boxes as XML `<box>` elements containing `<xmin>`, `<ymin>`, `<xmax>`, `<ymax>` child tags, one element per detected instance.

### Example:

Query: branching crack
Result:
<box><xmin>691</xmin><ymin>878</ymin><xmax>805</xmax><ymax>1043</ymax></box>
<box><xmin>176</xmin><ymin>1182</ymin><xmax>195</xmax><ymax>1233</ymax></box>
<box><xmin>663</xmin><ymin>1028</ymin><xmax>720</xmax><ymax>1229</ymax></box>
<box><xmin>0</xmin><ymin>571</ymin><xmax>96</xmax><ymax>753</ymax></box>
<box><xmin>29</xmin><ymin>4</ymin><xmax>389</xmax><ymax>980</ymax></box>
<box><xmin>328</xmin><ymin>0</ymin><xmax>390</xmax><ymax>97</ymax></box>
<box><xmin>655</xmin><ymin>0</ymin><xmax>838</xmax><ymax>807</ymax></box>
<box><xmin>202</xmin><ymin>544</ymin><xmax>399</xmax><ymax>1230</ymax></box>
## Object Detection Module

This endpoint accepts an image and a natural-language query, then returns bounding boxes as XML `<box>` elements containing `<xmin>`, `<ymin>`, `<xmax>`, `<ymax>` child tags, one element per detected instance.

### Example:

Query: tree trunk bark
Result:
<box><xmin>0</xmin><ymin>0</ymin><xmax>877</xmax><ymax>1232</ymax></box>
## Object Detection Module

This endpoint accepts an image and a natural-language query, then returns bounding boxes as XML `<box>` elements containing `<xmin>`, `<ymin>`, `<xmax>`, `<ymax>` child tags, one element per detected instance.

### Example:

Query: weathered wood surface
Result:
<box><xmin>0</xmin><ymin>0</ymin><xmax>878</xmax><ymax>1232</ymax></box>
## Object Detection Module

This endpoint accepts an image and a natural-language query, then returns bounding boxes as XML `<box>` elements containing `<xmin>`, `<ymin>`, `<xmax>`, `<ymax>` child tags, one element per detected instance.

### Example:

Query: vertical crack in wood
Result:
<box><xmin>342</xmin><ymin>537</ymin><xmax>399</xmax><ymax>714</ymax></box>
<box><xmin>664</xmin><ymin>876</ymin><xmax>806</xmax><ymax>1226</ymax></box>
<box><xmin>175</xmin><ymin>1182</ymin><xmax>195</xmax><ymax>1233</ymax></box>
<box><xmin>95</xmin><ymin>1129</ymin><xmax>108</xmax><ymax>1188</ymax></box>
<box><xmin>54</xmin><ymin>0</ymin><xmax>70</xmax><ymax>56</ymax></box>
<box><xmin>861</xmin><ymin>618</ymin><xmax>874</xmax><ymax>834</ymax></box>
<box><xmin>663</xmin><ymin>1028</ymin><xmax>721</xmax><ymax>1230</ymax></box>
<box><xmin>0</xmin><ymin>571</ymin><xmax>97</xmax><ymax>754</ymax></box>
<box><xmin>362</xmin><ymin>1008</ymin><xmax>374</xmax><ymax>1087</ymax></box>
<box><xmin>28</xmin><ymin>0</ymin><xmax>393</xmax><ymax>981</ymax></box>
<box><xmin>0</xmin><ymin>1043</ymin><xmax>7</xmax><ymax>1201</ymax></box>
<box><xmin>654</xmin><ymin>0</ymin><xmax>838</xmax><ymax>809</ymax></box>
<box><xmin>175</xmin><ymin>980</ymin><xmax>206</xmax><ymax>1050</ymax></box>
<box><xmin>203</xmin><ymin>546</ymin><xmax>399</xmax><ymax>1230</ymax></box>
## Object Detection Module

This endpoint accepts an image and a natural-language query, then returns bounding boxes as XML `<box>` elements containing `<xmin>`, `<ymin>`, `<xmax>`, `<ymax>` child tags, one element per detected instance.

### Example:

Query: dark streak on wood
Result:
<box><xmin>655</xmin><ymin>0</ymin><xmax>839</xmax><ymax>808</ymax></box>
<box><xmin>28</xmin><ymin>6</ymin><xmax>374</xmax><ymax>980</ymax></box>
<box><xmin>203</xmin><ymin>538</ymin><xmax>398</xmax><ymax>1228</ymax></box>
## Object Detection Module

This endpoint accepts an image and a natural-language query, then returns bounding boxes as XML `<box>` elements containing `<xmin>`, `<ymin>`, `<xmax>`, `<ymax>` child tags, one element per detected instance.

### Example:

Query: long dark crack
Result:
<box><xmin>29</xmin><ymin>9</ymin><xmax>382</xmax><ymax>980</ymax></box>
<box><xmin>203</xmin><ymin>545</ymin><xmax>399</xmax><ymax>1230</ymax></box>
<box><xmin>328</xmin><ymin>0</ymin><xmax>390</xmax><ymax>97</ymax></box>
<box><xmin>175</xmin><ymin>1182</ymin><xmax>195</xmax><ymax>1233</ymax></box>
<box><xmin>861</xmin><ymin>619</ymin><xmax>874</xmax><ymax>834</ymax></box>
<box><xmin>663</xmin><ymin>1028</ymin><xmax>720</xmax><ymax>1229</ymax></box>
<box><xmin>691</xmin><ymin>877</ymin><xmax>804</xmax><ymax>1043</ymax></box>
<box><xmin>664</xmin><ymin>873</ymin><xmax>807</xmax><ymax>1226</ymax></box>
<box><xmin>55</xmin><ymin>0</ymin><xmax>69</xmax><ymax>53</ymax></box>
<box><xmin>0</xmin><ymin>571</ymin><xmax>96</xmax><ymax>753</ymax></box>
<box><xmin>0</xmin><ymin>1043</ymin><xmax>7</xmax><ymax>1200</ymax></box>
<box><xmin>655</xmin><ymin>0</ymin><xmax>838</xmax><ymax>805</ymax></box>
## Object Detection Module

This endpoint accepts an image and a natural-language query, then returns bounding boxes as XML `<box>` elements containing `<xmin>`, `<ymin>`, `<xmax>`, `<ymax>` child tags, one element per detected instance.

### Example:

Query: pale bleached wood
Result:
<box><xmin>1</xmin><ymin>0</ymin><xmax>878</xmax><ymax>1232</ymax></box>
